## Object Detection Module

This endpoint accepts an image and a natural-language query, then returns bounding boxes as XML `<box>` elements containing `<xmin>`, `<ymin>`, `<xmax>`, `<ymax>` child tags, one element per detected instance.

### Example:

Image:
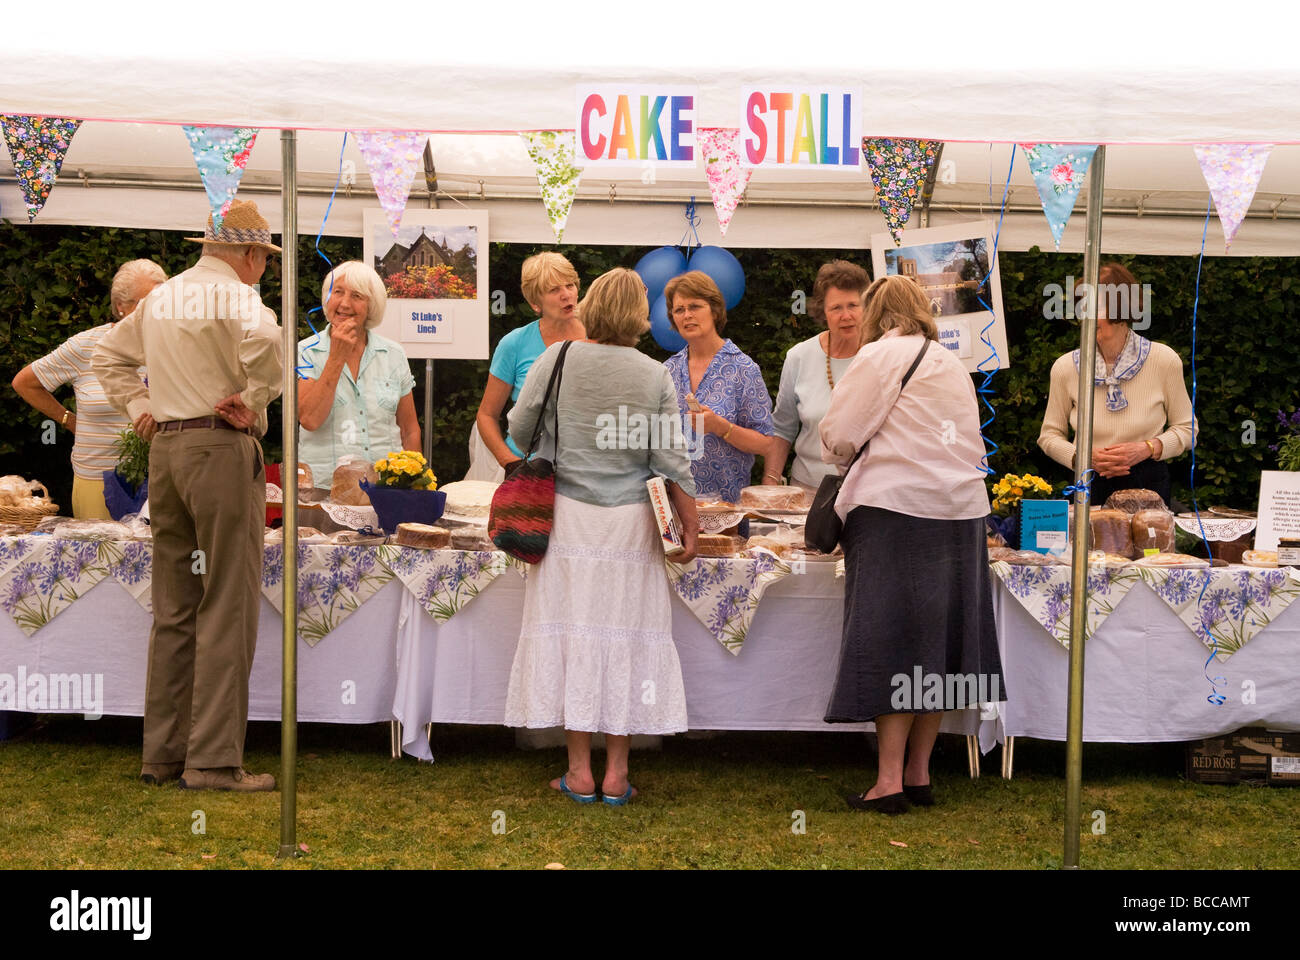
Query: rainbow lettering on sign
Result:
<box><xmin>575</xmin><ymin>86</ymin><xmax>697</xmax><ymax>167</ymax></box>
<box><xmin>740</xmin><ymin>87</ymin><xmax>862</xmax><ymax>170</ymax></box>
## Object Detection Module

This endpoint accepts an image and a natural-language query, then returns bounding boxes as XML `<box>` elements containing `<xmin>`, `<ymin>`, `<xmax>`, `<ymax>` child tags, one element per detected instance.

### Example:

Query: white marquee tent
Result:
<box><xmin>3</xmin><ymin>2</ymin><xmax>1300</xmax><ymax>255</ymax></box>
<box><xmin>4</xmin><ymin>0</ymin><xmax>1298</xmax><ymax>866</ymax></box>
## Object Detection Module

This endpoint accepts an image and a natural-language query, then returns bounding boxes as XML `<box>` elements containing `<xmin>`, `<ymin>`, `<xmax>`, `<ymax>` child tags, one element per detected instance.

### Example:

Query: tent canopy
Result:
<box><xmin>3</xmin><ymin>1</ymin><xmax>1299</xmax><ymax>254</ymax></box>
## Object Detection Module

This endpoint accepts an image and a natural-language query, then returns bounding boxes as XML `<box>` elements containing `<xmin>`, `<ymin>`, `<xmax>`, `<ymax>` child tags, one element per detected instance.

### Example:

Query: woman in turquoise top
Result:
<box><xmin>297</xmin><ymin>261</ymin><xmax>420</xmax><ymax>486</ymax></box>
<box><xmin>476</xmin><ymin>252</ymin><xmax>585</xmax><ymax>473</ymax></box>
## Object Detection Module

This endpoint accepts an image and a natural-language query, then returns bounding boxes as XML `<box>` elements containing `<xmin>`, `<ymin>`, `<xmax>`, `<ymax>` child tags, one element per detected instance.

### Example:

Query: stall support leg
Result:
<box><xmin>1002</xmin><ymin>736</ymin><xmax>1016</xmax><ymax>779</ymax></box>
<box><xmin>390</xmin><ymin>720</ymin><xmax>401</xmax><ymax>759</ymax></box>
<box><xmin>966</xmin><ymin>735</ymin><xmax>980</xmax><ymax>778</ymax></box>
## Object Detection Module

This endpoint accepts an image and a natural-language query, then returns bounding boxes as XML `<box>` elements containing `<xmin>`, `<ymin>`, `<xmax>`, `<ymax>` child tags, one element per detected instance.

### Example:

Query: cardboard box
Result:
<box><xmin>1186</xmin><ymin>728</ymin><xmax>1300</xmax><ymax>786</ymax></box>
<box><xmin>646</xmin><ymin>477</ymin><xmax>684</xmax><ymax>557</ymax></box>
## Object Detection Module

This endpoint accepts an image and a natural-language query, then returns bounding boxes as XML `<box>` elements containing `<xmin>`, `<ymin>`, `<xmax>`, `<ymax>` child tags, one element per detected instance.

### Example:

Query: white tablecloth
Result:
<box><xmin>0</xmin><ymin>578</ymin><xmax>402</xmax><ymax>723</ymax></box>
<box><xmin>994</xmin><ymin>576</ymin><xmax>1300</xmax><ymax>741</ymax></box>
<box><xmin>393</xmin><ymin>561</ymin><xmax>984</xmax><ymax>760</ymax></box>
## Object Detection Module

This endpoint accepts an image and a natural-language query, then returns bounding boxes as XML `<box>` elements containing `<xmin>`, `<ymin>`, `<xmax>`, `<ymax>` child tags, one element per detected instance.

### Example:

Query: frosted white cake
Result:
<box><xmin>439</xmin><ymin>480</ymin><xmax>499</xmax><ymax>519</ymax></box>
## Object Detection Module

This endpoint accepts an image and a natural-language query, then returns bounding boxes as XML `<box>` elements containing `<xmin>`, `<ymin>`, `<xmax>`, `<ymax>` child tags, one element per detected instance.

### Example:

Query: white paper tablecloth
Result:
<box><xmin>0</xmin><ymin>578</ymin><xmax>403</xmax><ymax>723</ymax></box>
<box><xmin>393</xmin><ymin>562</ymin><xmax>985</xmax><ymax>760</ymax></box>
<box><xmin>993</xmin><ymin>576</ymin><xmax>1300</xmax><ymax>742</ymax></box>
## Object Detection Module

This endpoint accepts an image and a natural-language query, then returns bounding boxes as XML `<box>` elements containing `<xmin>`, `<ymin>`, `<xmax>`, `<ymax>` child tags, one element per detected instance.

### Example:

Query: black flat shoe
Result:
<box><xmin>846</xmin><ymin>791</ymin><xmax>910</xmax><ymax>814</ymax></box>
<box><xmin>903</xmin><ymin>784</ymin><xmax>934</xmax><ymax>807</ymax></box>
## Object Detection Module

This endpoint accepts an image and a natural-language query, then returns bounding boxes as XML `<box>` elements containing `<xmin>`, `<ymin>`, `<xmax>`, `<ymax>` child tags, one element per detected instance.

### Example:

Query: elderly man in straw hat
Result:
<box><xmin>93</xmin><ymin>199</ymin><xmax>284</xmax><ymax>792</ymax></box>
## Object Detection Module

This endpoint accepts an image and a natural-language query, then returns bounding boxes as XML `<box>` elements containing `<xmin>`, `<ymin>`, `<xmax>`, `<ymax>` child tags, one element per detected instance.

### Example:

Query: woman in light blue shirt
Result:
<box><xmin>297</xmin><ymin>261</ymin><xmax>419</xmax><ymax>486</ymax></box>
<box><xmin>476</xmin><ymin>252</ymin><xmax>585</xmax><ymax>474</ymax></box>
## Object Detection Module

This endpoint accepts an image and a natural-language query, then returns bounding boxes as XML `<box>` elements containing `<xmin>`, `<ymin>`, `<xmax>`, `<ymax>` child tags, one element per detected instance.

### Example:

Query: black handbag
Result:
<box><xmin>804</xmin><ymin>338</ymin><xmax>932</xmax><ymax>553</ymax></box>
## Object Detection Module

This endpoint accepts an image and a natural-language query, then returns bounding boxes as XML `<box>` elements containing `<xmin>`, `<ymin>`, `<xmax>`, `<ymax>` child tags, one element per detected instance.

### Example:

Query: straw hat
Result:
<box><xmin>184</xmin><ymin>198</ymin><xmax>282</xmax><ymax>252</ymax></box>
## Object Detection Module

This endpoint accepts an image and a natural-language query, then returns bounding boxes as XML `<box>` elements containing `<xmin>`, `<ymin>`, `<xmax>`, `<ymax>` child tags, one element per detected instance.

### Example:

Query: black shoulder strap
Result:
<box><xmin>526</xmin><ymin>340</ymin><xmax>574</xmax><ymax>458</ymax></box>
<box><xmin>843</xmin><ymin>337</ymin><xmax>933</xmax><ymax>471</ymax></box>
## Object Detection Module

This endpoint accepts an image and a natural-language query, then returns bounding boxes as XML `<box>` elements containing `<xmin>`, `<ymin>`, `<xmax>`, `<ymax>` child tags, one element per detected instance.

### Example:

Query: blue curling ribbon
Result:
<box><xmin>1063</xmin><ymin>468</ymin><xmax>1096</xmax><ymax>501</ymax></box>
<box><xmin>295</xmin><ymin>132</ymin><xmax>349</xmax><ymax>379</ymax></box>
<box><xmin>678</xmin><ymin>196</ymin><xmax>702</xmax><ymax>257</ymax></box>
<box><xmin>1183</xmin><ymin>197</ymin><xmax>1228</xmax><ymax>705</ymax></box>
<box><xmin>969</xmin><ymin>144</ymin><xmax>1016</xmax><ymax>476</ymax></box>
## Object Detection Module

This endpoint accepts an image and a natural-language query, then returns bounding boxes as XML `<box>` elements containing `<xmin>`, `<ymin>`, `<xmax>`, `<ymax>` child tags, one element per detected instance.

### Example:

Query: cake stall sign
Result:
<box><xmin>363</xmin><ymin>209</ymin><xmax>489</xmax><ymax>360</ymax></box>
<box><xmin>740</xmin><ymin>86</ymin><xmax>863</xmax><ymax>170</ymax></box>
<box><xmin>871</xmin><ymin>222</ymin><xmax>1010</xmax><ymax>374</ymax></box>
<box><xmin>1255</xmin><ymin>471</ymin><xmax>1300</xmax><ymax>552</ymax></box>
<box><xmin>575</xmin><ymin>85</ymin><xmax>698</xmax><ymax>168</ymax></box>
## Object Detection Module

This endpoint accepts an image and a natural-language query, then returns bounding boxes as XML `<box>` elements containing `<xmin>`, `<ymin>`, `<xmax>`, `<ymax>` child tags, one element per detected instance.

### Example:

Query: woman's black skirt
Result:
<box><xmin>825</xmin><ymin>505</ymin><xmax>1004</xmax><ymax>723</ymax></box>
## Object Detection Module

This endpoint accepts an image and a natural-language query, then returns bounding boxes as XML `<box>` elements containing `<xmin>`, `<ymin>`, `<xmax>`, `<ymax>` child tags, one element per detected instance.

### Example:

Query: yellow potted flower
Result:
<box><xmin>359</xmin><ymin>450</ymin><xmax>444</xmax><ymax>534</ymax></box>
<box><xmin>988</xmin><ymin>472</ymin><xmax>1056</xmax><ymax>546</ymax></box>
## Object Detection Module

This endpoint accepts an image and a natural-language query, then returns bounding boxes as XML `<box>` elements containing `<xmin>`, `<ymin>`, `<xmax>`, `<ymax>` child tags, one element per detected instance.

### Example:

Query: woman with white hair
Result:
<box><xmin>297</xmin><ymin>261</ymin><xmax>420</xmax><ymax>484</ymax></box>
<box><xmin>12</xmin><ymin>258</ymin><xmax>166</xmax><ymax>518</ymax></box>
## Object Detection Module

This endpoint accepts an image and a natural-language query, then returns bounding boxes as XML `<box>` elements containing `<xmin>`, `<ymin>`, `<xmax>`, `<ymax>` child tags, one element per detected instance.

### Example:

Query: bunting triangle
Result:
<box><xmin>355</xmin><ymin>131</ymin><xmax>429</xmax><ymax>239</ymax></box>
<box><xmin>0</xmin><ymin>114</ymin><xmax>82</xmax><ymax>221</ymax></box>
<box><xmin>860</xmin><ymin>138</ymin><xmax>941</xmax><ymax>245</ymax></box>
<box><xmin>182</xmin><ymin>125</ymin><xmax>259</xmax><ymax>232</ymax></box>
<box><xmin>1020</xmin><ymin>143</ymin><xmax>1098</xmax><ymax>249</ymax></box>
<box><xmin>698</xmin><ymin>128</ymin><xmax>752</xmax><ymax>237</ymax></box>
<box><xmin>1193</xmin><ymin>143</ymin><xmax>1273</xmax><ymax>249</ymax></box>
<box><xmin>520</xmin><ymin>131</ymin><xmax>582</xmax><ymax>242</ymax></box>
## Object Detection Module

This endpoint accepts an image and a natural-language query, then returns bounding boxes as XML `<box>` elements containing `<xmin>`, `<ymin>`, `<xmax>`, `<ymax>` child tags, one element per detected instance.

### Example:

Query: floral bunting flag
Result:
<box><xmin>182</xmin><ymin>125</ymin><xmax>259</xmax><ymax>231</ymax></box>
<box><xmin>860</xmin><ymin>138</ymin><xmax>941</xmax><ymax>245</ymax></box>
<box><xmin>1020</xmin><ymin>143</ymin><xmax>1098</xmax><ymax>249</ymax></box>
<box><xmin>698</xmin><ymin>128</ymin><xmax>752</xmax><ymax>237</ymax></box>
<box><xmin>520</xmin><ymin>131</ymin><xmax>582</xmax><ymax>242</ymax></box>
<box><xmin>1193</xmin><ymin>143</ymin><xmax>1273</xmax><ymax>249</ymax></box>
<box><xmin>0</xmin><ymin>114</ymin><xmax>82</xmax><ymax>221</ymax></box>
<box><xmin>355</xmin><ymin>130</ymin><xmax>429</xmax><ymax>239</ymax></box>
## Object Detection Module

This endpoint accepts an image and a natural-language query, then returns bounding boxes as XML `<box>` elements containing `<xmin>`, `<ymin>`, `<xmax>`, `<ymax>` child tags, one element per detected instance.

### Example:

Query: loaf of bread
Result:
<box><xmin>297</xmin><ymin>462</ymin><xmax>314</xmax><ymax>491</ymax></box>
<box><xmin>696</xmin><ymin>534</ymin><xmax>745</xmax><ymax>557</ymax></box>
<box><xmin>989</xmin><ymin>547</ymin><xmax>1066</xmax><ymax>565</ymax></box>
<box><xmin>330</xmin><ymin>457</ymin><xmax>378</xmax><ymax>506</ymax></box>
<box><xmin>1131</xmin><ymin>508</ymin><xmax>1175</xmax><ymax>554</ymax></box>
<box><xmin>738</xmin><ymin>485</ymin><xmax>808</xmax><ymax>511</ymax></box>
<box><xmin>1105</xmin><ymin>488</ymin><xmax>1166</xmax><ymax>513</ymax></box>
<box><xmin>394</xmin><ymin>523</ymin><xmax>450</xmax><ymax>549</ymax></box>
<box><xmin>1089</xmin><ymin>508</ymin><xmax>1135</xmax><ymax>558</ymax></box>
<box><xmin>265</xmin><ymin>526</ymin><xmax>324</xmax><ymax>542</ymax></box>
<box><xmin>1133</xmin><ymin>552</ymin><xmax>1210</xmax><ymax>568</ymax></box>
<box><xmin>450</xmin><ymin>528</ymin><xmax>495</xmax><ymax>552</ymax></box>
<box><xmin>1088</xmin><ymin>550</ymin><xmax>1132</xmax><ymax>566</ymax></box>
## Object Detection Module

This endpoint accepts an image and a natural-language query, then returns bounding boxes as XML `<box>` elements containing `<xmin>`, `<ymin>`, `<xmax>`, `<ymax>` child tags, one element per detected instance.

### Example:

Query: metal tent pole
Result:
<box><xmin>277</xmin><ymin>128</ymin><xmax>301</xmax><ymax>860</ymax></box>
<box><xmin>422</xmin><ymin>140</ymin><xmax>439</xmax><ymax>465</ymax></box>
<box><xmin>1063</xmin><ymin>145</ymin><xmax>1106</xmax><ymax>869</ymax></box>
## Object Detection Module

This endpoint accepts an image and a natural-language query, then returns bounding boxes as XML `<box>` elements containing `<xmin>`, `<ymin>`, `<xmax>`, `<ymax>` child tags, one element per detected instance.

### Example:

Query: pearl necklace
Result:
<box><xmin>826</xmin><ymin>348</ymin><xmax>835</xmax><ymax>389</ymax></box>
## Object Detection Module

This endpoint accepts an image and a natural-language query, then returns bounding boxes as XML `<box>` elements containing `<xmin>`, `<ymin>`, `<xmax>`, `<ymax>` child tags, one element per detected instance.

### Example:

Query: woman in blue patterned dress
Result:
<box><xmin>662</xmin><ymin>272</ymin><xmax>774</xmax><ymax>502</ymax></box>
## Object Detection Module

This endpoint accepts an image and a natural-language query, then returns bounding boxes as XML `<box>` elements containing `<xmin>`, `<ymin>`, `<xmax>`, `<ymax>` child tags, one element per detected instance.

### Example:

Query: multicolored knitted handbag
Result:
<box><xmin>488</xmin><ymin>341</ymin><xmax>573</xmax><ymax>563</ymax></box>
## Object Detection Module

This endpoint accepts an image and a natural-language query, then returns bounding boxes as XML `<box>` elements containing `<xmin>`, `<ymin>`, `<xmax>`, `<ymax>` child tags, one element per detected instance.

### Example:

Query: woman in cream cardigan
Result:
<box><xmin>1038</xmin><ymin>263</ymin><xmax>1195</xmax><ymax>506</ymax></box>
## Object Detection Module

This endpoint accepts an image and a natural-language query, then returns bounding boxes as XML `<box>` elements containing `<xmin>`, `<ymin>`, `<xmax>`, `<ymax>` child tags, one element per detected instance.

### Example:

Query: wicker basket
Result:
<box><xmin>0</xmin><ymin>481</ymin><xmax>60</xmax><ymax>531</ymax></box>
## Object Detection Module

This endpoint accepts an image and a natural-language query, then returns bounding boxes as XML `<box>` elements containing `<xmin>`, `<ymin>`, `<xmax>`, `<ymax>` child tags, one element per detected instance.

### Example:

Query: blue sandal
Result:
<box><xmin>556</xmin><ymin>774</ymin><xmax>598</xmax><ymax>804</ymax></box>
<box><xmin>602</xmin><ymin>784</ymin><xmax>635</xmax><ymax>806</ymax></box>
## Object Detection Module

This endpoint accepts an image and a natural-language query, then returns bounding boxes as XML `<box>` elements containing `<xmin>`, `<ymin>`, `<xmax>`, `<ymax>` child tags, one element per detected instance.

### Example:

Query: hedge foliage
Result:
<box><xmin>2</xmin><ymin>221</ymin><xmax>1296</xmax><ymax>512</ymax></box>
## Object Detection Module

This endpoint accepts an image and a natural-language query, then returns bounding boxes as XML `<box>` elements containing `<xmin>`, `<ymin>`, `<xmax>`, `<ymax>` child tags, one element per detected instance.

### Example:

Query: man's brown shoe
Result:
<box><xmin>178</xmin><ymin>767</ymin><xmax>277</xmax><ymax>792</ymax></box>
<box><xmin>140</xmin><ymin>762</ymin><xmax>185</xmax><ymax>785</ymax></box>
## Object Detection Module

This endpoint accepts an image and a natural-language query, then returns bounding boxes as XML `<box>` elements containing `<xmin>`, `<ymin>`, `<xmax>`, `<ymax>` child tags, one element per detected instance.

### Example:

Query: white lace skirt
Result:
<box><xmin>503</xmin><ymin>493</ymin><xmax>688</xmax><ymax>735</ymax></box>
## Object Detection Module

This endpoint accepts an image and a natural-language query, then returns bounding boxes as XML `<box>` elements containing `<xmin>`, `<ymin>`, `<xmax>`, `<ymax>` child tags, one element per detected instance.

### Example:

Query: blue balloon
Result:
<box><xmin>688</xmin><ymin>245</ymin><xmax>745</xmax><ymax>309</ymax></box>
<box><xmin>649</xmin><ymin>292</ymin><xmax>687</xmax><ymax>353</ymax></box>
<box><xmin>634</xmin><ymin>246</ymin><xmax>689</xmax><ymax>303</ymax></box>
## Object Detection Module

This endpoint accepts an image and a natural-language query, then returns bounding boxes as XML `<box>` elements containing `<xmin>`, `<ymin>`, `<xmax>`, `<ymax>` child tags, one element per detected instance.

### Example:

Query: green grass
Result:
<box><xmin>1</xmin><ymin>717</ymin><xmax>1297</xmax><ymax>869</ymax></box>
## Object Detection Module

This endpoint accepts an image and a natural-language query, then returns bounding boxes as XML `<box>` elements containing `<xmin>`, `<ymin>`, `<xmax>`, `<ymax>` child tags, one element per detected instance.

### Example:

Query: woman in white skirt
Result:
<box><xmin>504</xmin><ymin>268</ymin><xmax>699</xmax><ymax>805</ymax></box>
